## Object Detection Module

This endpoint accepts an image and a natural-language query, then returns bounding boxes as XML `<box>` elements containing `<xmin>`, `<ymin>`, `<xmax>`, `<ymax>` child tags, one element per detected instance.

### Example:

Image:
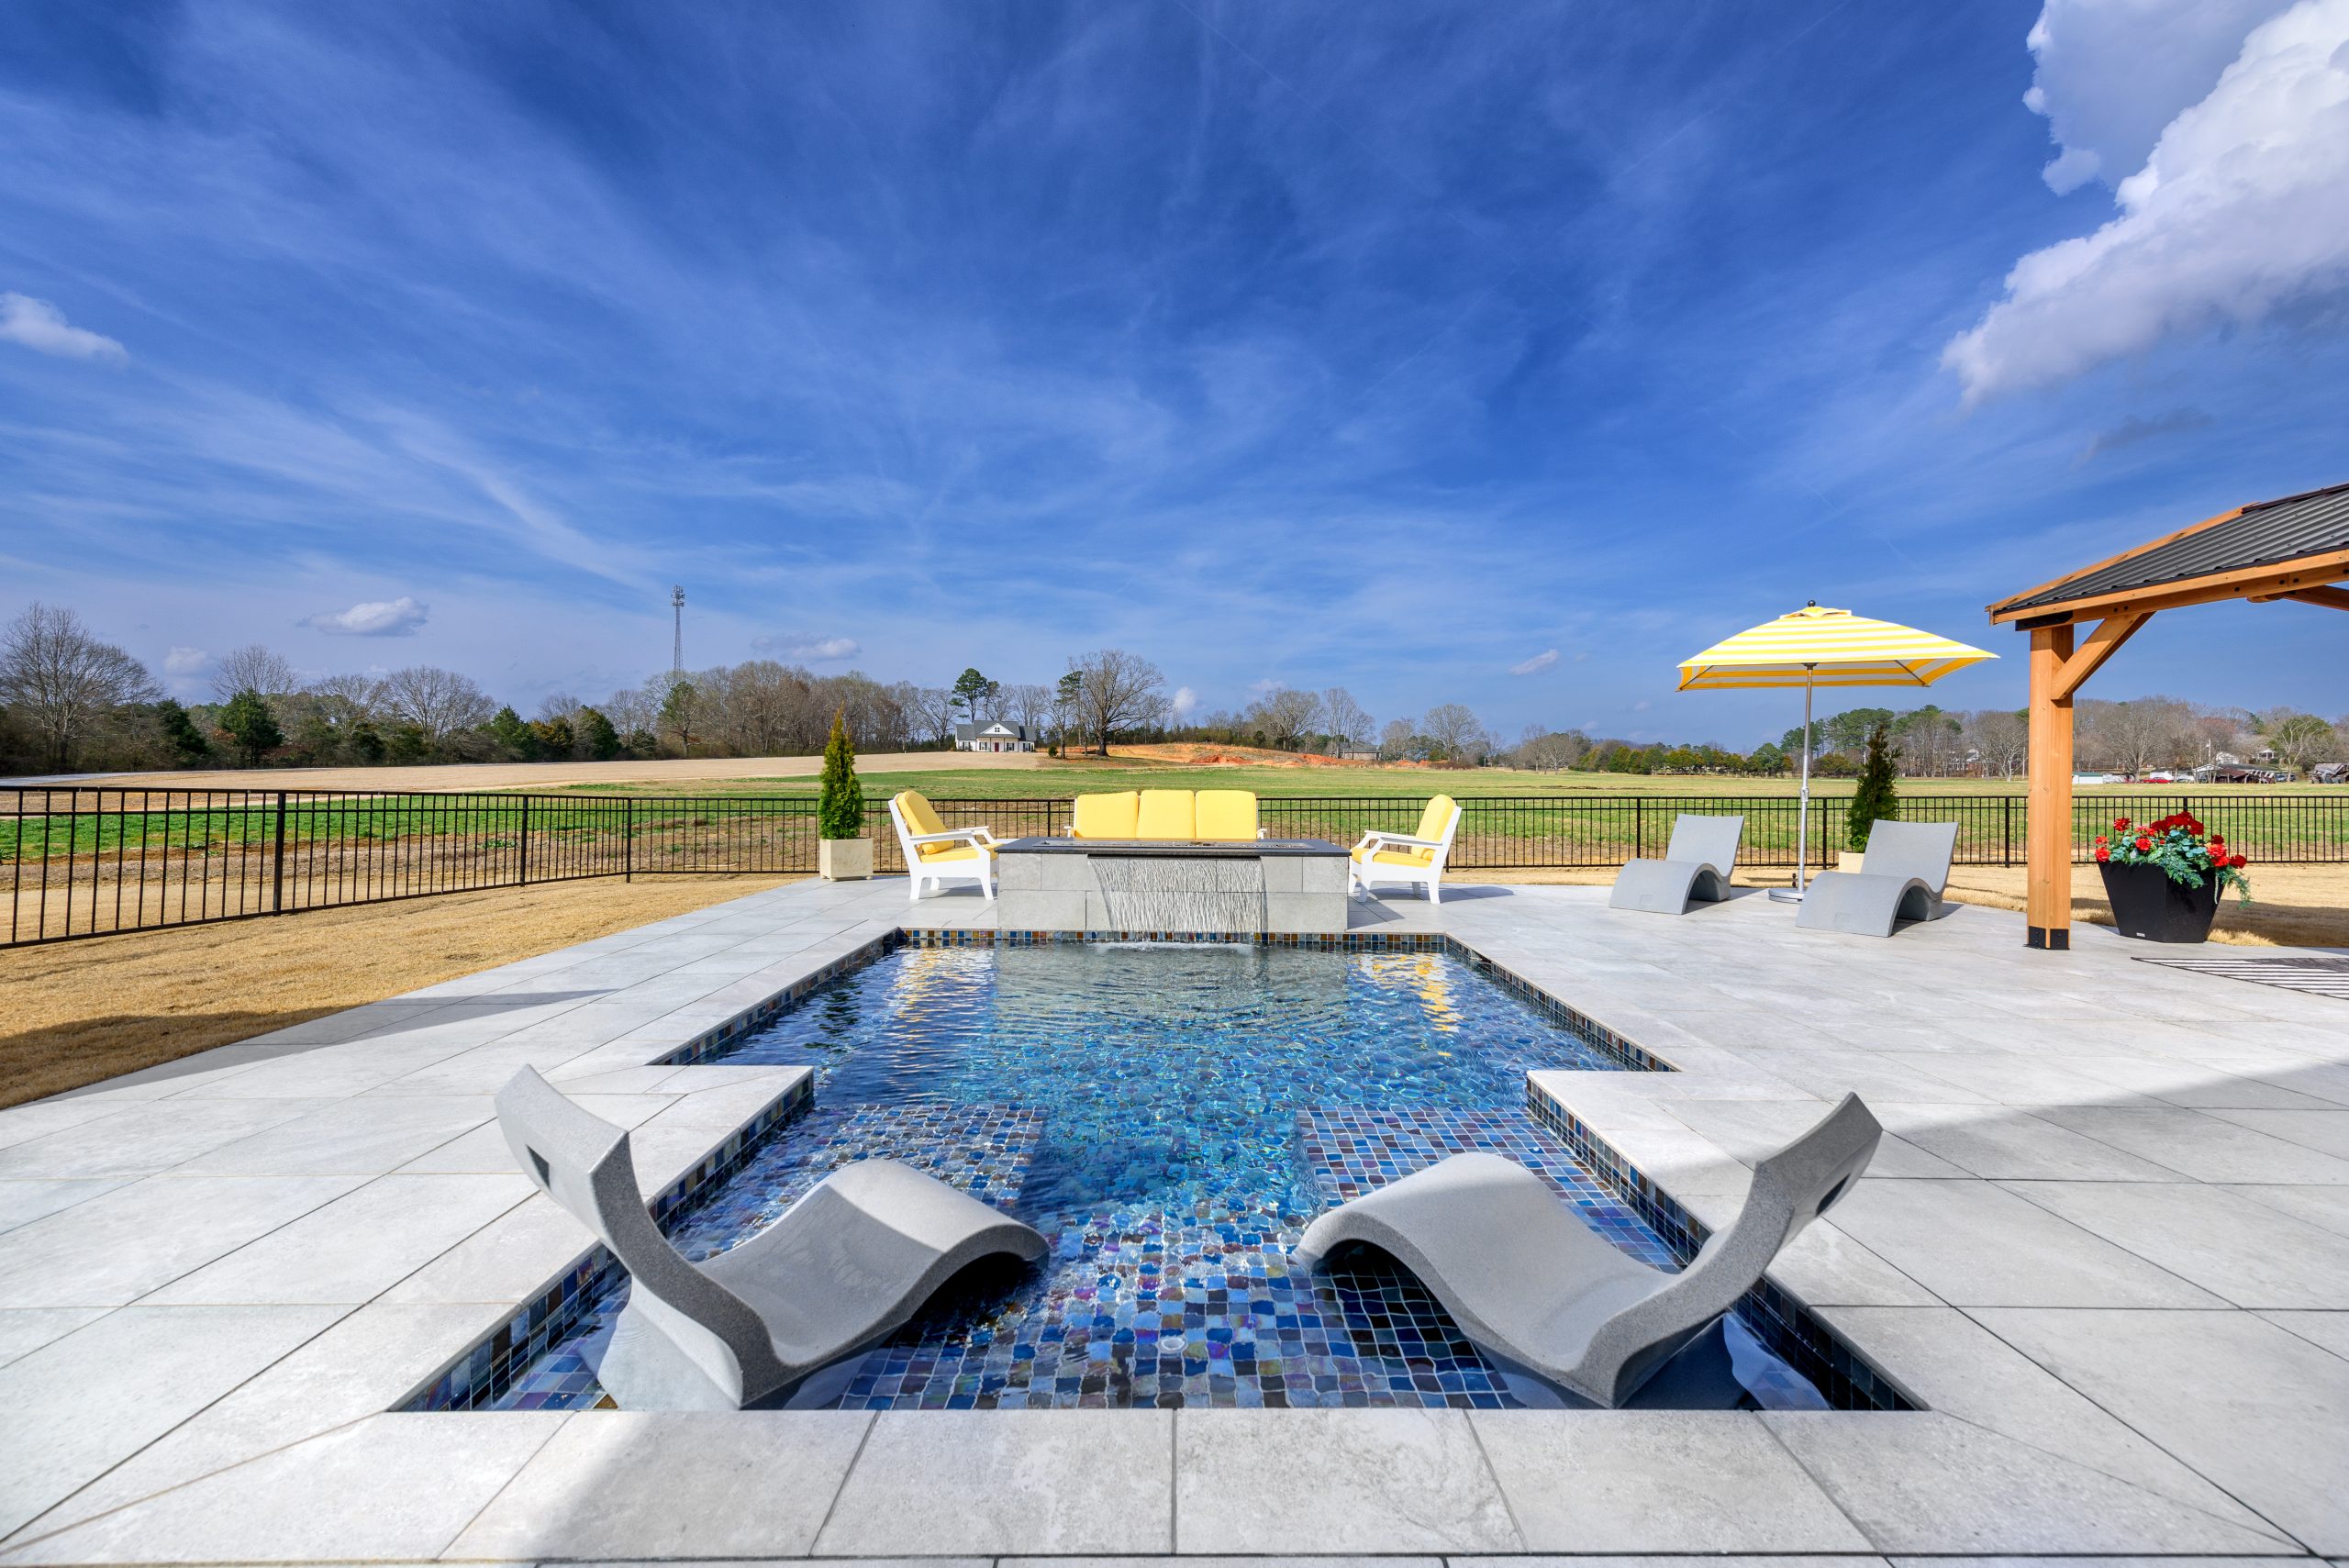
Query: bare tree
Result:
<box><xmin>1963</xmin><ymin>709</ymin><xmax>2029</xmax><ymax>781</ymax></box>
<box><xmin>2079</xmin><ymin>696</ymin><xmax>2193</xmax><ymax>776</ymax></box>
<box><xmin>1002</xmin><ymin>683</ymin><xmax>1054</xmax><ymax>748</ymax></box>
<box><xmin>1379</xmin><ymin>717</ymin><xmax>1419</xmax><ymax>761</ymax></box>
<box><xmin>1069</xmin><ymin>649</ymin><xmax>1166</xmax><ymax>754</ymax></box>
<box><xmin>1515</xmin><ymin>728</ymin><xmax>1592</xmax><ymax>771</ymax></box>
<box><xmin>1246</xmin><ymin>686</ymin><xmax>1323</xmax><ymax>750</ymax></box>
<box><xmin>1320</xmin><ymin>687</ymin><xmax>1373</xmax><ymax>749</ymax></box>
<box><xmin>2263</xmin><ymin>710</ymin><xmax>2339</xmax><ymax>774</ymax></box>
<box><xmin>909</xmin><ymin>686</ymin><xmax>958</xmax><ymax>748</ymax></box>
<box><xmin>1420</xmin><ymin>702</ymin><xmax>1487</xmax><ymax>762</ymax></box>
<box><xmin>535</xmin><ymin>691</ymin><xmax>584</xmax><ymax>725</ymax></box>
<box><xmin>0</xmin><ymin>603</ymin><xmax>161</xmax><ymax>771</ymax></box>
<box><xmin>605</xmin><ymin>683</ymin><xmax>659</xmax><ymax>747</ymax></box>
<box><xmin>308</xmin><ymin>672</ymin><xmax>383</xmax><ymax>721</ymax></box>
<box><xmin>376</xmin><ymin>665</ymin><xmax>495</xmax><ymax>741</ymax></box>
<box><xmin>209</xmin><ymin>645</ymin><xmax>299</xmax><ymax>701</ymax></box>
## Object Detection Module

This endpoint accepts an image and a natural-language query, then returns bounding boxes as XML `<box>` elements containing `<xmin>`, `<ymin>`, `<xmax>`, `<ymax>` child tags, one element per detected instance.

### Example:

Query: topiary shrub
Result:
<box><xmin>818</xmin><ymin>706</ymin><xmax>864</xmax><ymax>840</ymax></box>
<box><xmin>1846</xmin><ymin>721</ymin><xmax>1900</xmax><ymax>851</ymax></box>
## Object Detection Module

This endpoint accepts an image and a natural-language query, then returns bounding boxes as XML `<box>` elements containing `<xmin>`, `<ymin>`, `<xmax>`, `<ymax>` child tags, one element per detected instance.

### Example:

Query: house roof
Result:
<box><xmin>952</xmin><ymin>719</ymin><xmax>1025</xmax><ymax>740</ymax></box>
<box><xmin>1987</xmin><ymin>480</ymin><xmax>2349</xmax><ymax>621</ymax></box>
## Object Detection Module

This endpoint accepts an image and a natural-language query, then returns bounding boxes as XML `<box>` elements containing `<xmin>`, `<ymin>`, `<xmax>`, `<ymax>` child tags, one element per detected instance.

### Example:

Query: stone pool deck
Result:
<box><xmin>1</xmin><ymin>876</ymin><xmax>2344</xmax><ymax>1563</ymax></box>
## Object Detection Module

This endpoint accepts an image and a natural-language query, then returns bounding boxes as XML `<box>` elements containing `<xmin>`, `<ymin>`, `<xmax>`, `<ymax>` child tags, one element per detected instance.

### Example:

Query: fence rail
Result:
<box><xmin>6</xmin><ymin>785</ymin><xmax>2343</xmax><ymax>948</ymax></box>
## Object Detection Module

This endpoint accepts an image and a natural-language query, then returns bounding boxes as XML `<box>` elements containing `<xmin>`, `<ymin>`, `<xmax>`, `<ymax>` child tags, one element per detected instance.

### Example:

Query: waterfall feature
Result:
<box><xmin>1092</xmin><ymin>854</ymin><xmax>1269</xmax><ymax>933</ymax></box>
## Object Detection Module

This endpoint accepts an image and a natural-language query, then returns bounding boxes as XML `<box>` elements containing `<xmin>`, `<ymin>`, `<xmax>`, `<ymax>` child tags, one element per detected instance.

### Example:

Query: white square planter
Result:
<box><xmin>819</xmin><ymin>837</ymin><xmax>874</xmax><ymax>881</ymax></box>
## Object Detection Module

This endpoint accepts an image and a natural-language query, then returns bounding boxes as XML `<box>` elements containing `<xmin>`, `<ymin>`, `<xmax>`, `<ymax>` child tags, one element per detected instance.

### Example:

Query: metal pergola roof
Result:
<box><xmin>1989</xmin><ymin>480</ymin><xmax>2349</xmax><ymax>623</ymax></box>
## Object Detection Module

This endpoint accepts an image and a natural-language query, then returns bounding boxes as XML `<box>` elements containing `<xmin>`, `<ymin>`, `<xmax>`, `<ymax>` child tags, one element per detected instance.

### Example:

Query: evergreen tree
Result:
<box><xmin>1846</xmin><ymin>720</ymin><xmax>1900</xmax><ymax>851</ymax></box>
<box><xmin>217</xmin><ymin>688</ymin><xmax>284</xmax><ymax>766</ymax></box>
<box><xmin>153</xmin><ymin>699</ymin><xmax>211</xmax><ymax>766</ymax></box>
<box><xmin>952</xmin><ymin>666</ymin><xmax>991</xmax><ymax>723</ymax></box>
<box><xmin>818</xmin><ymin>706</ymin><xmax>863</xmax><ymax>840</ymax></box>
<box><xmin>348</xmin><ymin>720</ymin><xmax>386</xmax><ymax>764</ymax></box>
<box><xmin>576</xmin><ymin>706</ymin><xmax>621</xmax><ymax>761</ymax></box>
<box><xmin>486</xmin><ymin>706</ymin><xmax>539</xmax><ymax>760</ymax></box>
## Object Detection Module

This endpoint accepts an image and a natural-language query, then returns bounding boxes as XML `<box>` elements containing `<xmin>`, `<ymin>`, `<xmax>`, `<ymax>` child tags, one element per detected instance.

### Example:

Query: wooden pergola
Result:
<box><xmin>1986</xmin><ymin>480</ymin><xmax>2349</xmax><ymax>950</ymax></box>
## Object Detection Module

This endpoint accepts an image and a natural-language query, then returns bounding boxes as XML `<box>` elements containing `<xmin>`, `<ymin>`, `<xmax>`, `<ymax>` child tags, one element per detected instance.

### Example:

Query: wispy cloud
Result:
<box><xmin>751</xmin><ymin>633</ymin><xmax>862</xmax><ymax>661</ymax></box>
<box><xmin>1508</xmin><ymin>649</ymin><xmax>1560</xmax><ymax>676</ymax></box>
<box><xmin>0</xmin><ymin>294</ymin><xmax>128</xmax><ymax>362</ymax></box>
<box><xmin>2076</xmin><ymin>407</ymin><xmax>2213</xmax><ymax>463</ymax></box>
<box><xmin>1170</xmin><ymin>685</ymin><xmax>1198</xmax><ymax>717</ymax></box>
<box><xmin>303</xmin><ymin>595</ymin><xmax>429</xmax><ymax>636</ymax></box>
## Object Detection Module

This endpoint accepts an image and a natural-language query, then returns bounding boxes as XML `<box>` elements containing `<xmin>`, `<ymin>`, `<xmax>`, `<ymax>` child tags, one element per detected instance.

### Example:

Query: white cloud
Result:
<box><xmin>1508</xmin><ymin>649</ymin><xmax>1560</xmax><ymax>676</ymax></box>
<box><xmin>1946</xmin><ymin>0</ymin><xmax>2349</xmax><ymax>402</ymax></box>
<box><xmin>1632</xmin><ymin>699</ymin><xmax>1653</xmax><ymax>712</ymax></box>
<box><xmin>1247</xmin><ymin>677</ymin><xmax>1284</xmax><ymax>695</ymax></box>
<box><xmin>750</xmin><ymin>633</ymin><xmax>862</xmax><ymax>661</ymax></box>
<box><xmin>302</xmin><ymin>595</ymin><xmax>429</xmax><ymax>636</ymax></box>
<box><xmin>2022</xmin><ymin>0</ymin><xmax>2295</xmax><ymax>192</ymax></box>
<box><xmin>0</xmin><ymin>293</ymin><xmax>128</xmax><ymax>362</ymax></box>
<box><xmin>1171</xmin><ymin>685</ymin><xmax>1198</xmax><ymax>717</ymax></box>
<box><xmin>163</xmin><ymin>646</ymin><xmax>211</xmax><ymax>674</ymax></box>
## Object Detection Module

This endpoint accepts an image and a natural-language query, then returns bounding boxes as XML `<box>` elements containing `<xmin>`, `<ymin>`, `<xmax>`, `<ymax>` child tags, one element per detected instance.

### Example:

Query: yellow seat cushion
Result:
<box><xmin>1352</xmin><ymin>844</ymin><xmax>1435</xmax><ymax>867</ymax></box>
<box><xmin>1194</xmin><ymin>790</ymin><xmax>1257</xmax><ymax>841</ymax></box>
<box><xmin>1414</xmin><ymin>795</ymin><xmax>1459</xmax><ymax>843</ymax></box>
<box><xmin>895</xmin><ymin>790</ymin><xmax>948</xmax><ymax>837</ymax></box>
<box><xmin>918</xmin><ymin>842</ymin><xmax>988</xmax><ymax>863</ymax></box>
<box><xmin>1071</xmin><ymin>791</ymin><xmax>1140</xmax><ymax>839</ymax></box>
<box><xmin>1135</xmin><ymin>789</ymin><xmax>1196</xmax><ymax>840</ymax></box>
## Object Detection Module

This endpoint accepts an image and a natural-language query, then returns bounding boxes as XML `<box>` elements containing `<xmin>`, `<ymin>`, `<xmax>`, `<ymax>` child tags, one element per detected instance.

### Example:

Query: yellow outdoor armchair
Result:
<box><xmin>1068</xmin><ymin>788</ymin><xmax>1262</xmax><ymax>841</ymax></box>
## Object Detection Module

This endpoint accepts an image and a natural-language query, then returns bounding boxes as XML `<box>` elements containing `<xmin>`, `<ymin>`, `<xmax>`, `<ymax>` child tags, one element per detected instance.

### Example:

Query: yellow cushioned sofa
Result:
<box><xmin>1069</xmin><ymin>788</ymin><xmax>1261</xmax><ymax>841</ymax></box>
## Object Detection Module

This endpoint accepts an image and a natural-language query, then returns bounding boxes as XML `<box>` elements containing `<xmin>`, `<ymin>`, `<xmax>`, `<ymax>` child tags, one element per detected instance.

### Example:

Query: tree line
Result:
<box><xmin>3</xmin><ymin>599</ymin><xmax>2340</xmax><ymax>778</ymax></box>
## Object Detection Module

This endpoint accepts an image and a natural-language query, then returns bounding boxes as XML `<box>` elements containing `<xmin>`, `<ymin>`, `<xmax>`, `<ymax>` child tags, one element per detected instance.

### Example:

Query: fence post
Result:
<box><xmin>270</xmin><ymin>791</ymin><xmax>287</xmax><ymax>914</ymax></box>
<box><xmin>624</xmin><ymin>798</ymin><xmax>634</xmax><ymax>883</ymax></box>
<box><xmin>2003</xmin><ymin>796</ymin><xmax>2012</xmax><ymax>867</ymax></box>
<box><xmin>1634</xmin><ymin>797</ymin><xmax>1643</xmax><ymax>861</ymax></box>
<box><xmin>518</xmin><ymin>796</ymin><xmax>532</xmax><ymax>886</ymax></box>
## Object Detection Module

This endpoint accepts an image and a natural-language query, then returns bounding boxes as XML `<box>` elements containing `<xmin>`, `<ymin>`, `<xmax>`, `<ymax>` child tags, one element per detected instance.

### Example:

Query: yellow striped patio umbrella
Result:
<box><xmin>1678</xmin><ymin>603</ymin><xmax>1996</xmax><ymax>895</ymax></box>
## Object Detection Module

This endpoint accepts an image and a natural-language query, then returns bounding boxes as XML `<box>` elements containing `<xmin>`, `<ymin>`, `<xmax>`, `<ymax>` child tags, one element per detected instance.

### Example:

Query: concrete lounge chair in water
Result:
<box><xmin>495</xmin><ymin>1066</ymin><xmax>1046</xmax><ymax>1410</ymax></box>
<box><xmin>1294</xmin><ymin>1093</ymin><xmax>1881</xmax><ymax>1407</ymax></box>
<box><xmin>1608</xmin><ymin>813</ymin><xmax>1744</xmax><ymax>915</ymax></box>
<box><xmin>1795</xmin><ymin>818</ymin><xmax>1959</xmax><ymax>938</ymax></box>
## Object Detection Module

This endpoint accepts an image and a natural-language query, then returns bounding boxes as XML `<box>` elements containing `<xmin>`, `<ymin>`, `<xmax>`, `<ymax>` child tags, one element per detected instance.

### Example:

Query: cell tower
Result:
<box><xmin>670</xmin><ymin>585</ymin><xmax>685</xmax><ymax>677</ymax></box>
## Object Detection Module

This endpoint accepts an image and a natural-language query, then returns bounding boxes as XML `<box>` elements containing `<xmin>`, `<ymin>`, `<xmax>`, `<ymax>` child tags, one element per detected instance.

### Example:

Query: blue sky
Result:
<box><xmin>4</xmin><ymin>0</ymin><xmax>2344</xmax><ymax>744</ymax></box>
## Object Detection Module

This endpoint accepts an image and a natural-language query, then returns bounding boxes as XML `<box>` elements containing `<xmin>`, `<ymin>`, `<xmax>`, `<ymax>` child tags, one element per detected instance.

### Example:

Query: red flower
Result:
<box><xmin>2094</xmin><ymin>848</ymin><xmax>2110</xmax><ymax>862</ymax></box>
<box><xmin>2183</xmin><ymin>817</ymin><xmax>2205</xmax><ymax>835</ymax></box>
<box><xmin>2228</xmin><ymin>853</ymin><xmax>2247</xmax><ymax>869</ymax></box>
<box><xmin>2112</xmin><ymin>817</ymin><xmax>2131</xmax><ymax>830</ymax></box>
<box><xmin>2093</xmin><ymin>834</ymin><xmax>2109</xmax><ymax>847</ymax></box>
<box><xmin>2134</xmin><ymin>836</ymin><xmax>2154</xmax><ymax>852</ymax></box>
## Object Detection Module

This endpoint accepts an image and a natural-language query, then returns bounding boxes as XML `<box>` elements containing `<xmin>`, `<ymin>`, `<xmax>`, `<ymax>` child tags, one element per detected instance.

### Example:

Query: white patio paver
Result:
<box><xmin>0</xmin><ymin>874</ymin><xmax>2340</xmax><ymax>1562</ymax></box>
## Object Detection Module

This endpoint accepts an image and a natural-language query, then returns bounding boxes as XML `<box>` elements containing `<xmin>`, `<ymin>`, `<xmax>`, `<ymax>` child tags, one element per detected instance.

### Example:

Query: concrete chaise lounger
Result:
<box><xmin>1796</xmin><ymin>818</ymin><xmax>1959</xmax><ymax>938</ymax></box>
<box><xmin>495</xmin><ymin>1066</ymin><xmax>1046</xmax><ymax>1410</ymax></box>
<box><xmin>1295</xmin><ymin>1093</ymin><xmax>1881</xmax><ymax>1407</ymax></box>
<box><xmin>1608</xmin><ymin>812</ymin><xmax>1743</xmax><ymax>915</ymax></box>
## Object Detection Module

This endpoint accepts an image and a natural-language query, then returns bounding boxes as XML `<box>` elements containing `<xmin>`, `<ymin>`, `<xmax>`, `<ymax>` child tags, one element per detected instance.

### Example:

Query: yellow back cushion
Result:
<box><xmin>1415</xmin><ymin>795</ymin><xmax>1458</xmax><ymax>843</ymax></box>
<box><xmin>1072</xmin><ymin>791</ymin><xmax>1140</xmax><ymax>838</ymax></box>
<box><xmin>896</xmin><ymin>790</ymin><xmax>947</xmax><ymax>836</ymax></box>
<box><xmin>1136</xmin><ymin>789</ymin><xmax>1196</xmax><ymax>840</ymax></box>
<box><xmin>1193</xmin><ymin>790</ymin><xmax>1257</xmax><ymax>841</ymax></box>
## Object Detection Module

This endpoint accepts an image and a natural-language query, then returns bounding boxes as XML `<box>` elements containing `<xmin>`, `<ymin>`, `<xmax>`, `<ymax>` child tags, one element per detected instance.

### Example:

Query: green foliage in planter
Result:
<box><xmin>818</xmin><ymin>706</ymin><xmax>864</xmax><ymax>840</ymax></box>
<box><xmin>1845</xmin><ymin>721</ymin><xmax>1899</xmax><ymax>851</ymax></box>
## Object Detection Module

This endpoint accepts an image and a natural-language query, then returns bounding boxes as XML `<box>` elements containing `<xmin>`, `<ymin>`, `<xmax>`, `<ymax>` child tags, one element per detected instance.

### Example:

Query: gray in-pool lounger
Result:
<box><xmin>1295</xmin><ymin>1093</ymin><xmax>1881</xmax><ymax>1407</ymax></box>
<box><xmin>495</xmin><ymin>1066</ymin><xmax>1045</xmax><ymax>1410</ymax></box>
<box><xmin>1607</xmin><ymin>812</ymin><xmax>1744</xmax><ymax>915</ymax></box>
<box><xmin>1796</xmin><ymin>818</ymin><xmax>1959</xmax><ymax>938</ymax></box>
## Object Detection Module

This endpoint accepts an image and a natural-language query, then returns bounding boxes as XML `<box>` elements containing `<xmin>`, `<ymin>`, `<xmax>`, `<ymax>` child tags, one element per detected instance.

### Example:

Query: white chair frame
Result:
<box><xmin>1348</xmin><ymin>803</ymin><xmax>1464</xmax><ymax>905</ymax></box>
<box><xmin>888</xmin><ymin>796</ymin><xmax>999</xmax><ymax>903</ymax></box>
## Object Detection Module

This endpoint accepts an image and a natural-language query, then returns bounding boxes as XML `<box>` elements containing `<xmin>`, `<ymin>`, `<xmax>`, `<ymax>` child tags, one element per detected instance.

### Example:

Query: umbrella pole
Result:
<box><xmin>1773</xmin><ymin>666</ymin><xmax>1816</xmax><ymax>904</ymax></box>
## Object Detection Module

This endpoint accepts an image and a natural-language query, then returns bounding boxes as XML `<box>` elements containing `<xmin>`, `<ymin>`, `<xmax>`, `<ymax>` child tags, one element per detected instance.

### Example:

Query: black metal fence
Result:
<box><xmin>6</xmin><ymin>784</ymin><xmax>2343</xmax><ymax>948</ymax></box>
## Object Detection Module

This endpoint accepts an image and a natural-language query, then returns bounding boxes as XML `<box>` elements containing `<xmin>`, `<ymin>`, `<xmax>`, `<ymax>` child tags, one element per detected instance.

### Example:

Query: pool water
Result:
<box><xmin>491</xmin><ymin>943</ymin><xmax>1817</xmax><ymax>1410</ymax></box>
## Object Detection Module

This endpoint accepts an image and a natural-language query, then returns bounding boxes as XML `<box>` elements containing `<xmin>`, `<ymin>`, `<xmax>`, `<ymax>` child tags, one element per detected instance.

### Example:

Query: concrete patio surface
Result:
<box><xmin>2</xmin><ymin>874</ymin><xmax>2344</xmax><ymax>1562</ymax></box>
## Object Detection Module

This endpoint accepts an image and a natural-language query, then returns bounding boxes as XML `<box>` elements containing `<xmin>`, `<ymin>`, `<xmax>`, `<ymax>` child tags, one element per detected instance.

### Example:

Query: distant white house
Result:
<box><xmin>955</xmin><ymin>719</ymin><xmax>1031</xmax><ymax>753</ymax></box>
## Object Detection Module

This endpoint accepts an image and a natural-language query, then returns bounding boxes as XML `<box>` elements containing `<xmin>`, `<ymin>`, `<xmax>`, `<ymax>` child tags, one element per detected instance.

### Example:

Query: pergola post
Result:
<box><xmin>2024</xmin><ymin>624</ymin><xmax>2075</xmax><ymax>950</ymax></box>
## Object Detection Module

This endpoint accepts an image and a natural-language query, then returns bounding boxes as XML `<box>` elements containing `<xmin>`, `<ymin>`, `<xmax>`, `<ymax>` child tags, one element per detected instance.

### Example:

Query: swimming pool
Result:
<box><xmin>479</xmin><ymin>941</ymin><xmax>1824</xmax><ymax>1410</ymax></box>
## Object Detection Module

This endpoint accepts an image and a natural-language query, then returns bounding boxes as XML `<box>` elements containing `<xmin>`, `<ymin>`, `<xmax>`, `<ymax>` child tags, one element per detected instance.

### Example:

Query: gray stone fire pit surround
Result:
<box><xmin>994</xmin><ymin>836</ymin><xmax>1351</xmax><ymax>934</ymax></box>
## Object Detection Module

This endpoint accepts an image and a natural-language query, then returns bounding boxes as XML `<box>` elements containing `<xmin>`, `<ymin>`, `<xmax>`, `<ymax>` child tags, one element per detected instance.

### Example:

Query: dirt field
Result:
<box><xmin>0</xmin><ymin>874</ymin><xmax>794</xmax><ymax>1109</ymax></box>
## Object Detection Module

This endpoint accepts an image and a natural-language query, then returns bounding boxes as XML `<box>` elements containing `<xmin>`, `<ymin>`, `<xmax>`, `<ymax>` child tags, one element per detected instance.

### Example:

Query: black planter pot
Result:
<box><xmin>2099</xmin><ymin>861</ymin><xmax>2221</xmax><ymax>943</ymax></box>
